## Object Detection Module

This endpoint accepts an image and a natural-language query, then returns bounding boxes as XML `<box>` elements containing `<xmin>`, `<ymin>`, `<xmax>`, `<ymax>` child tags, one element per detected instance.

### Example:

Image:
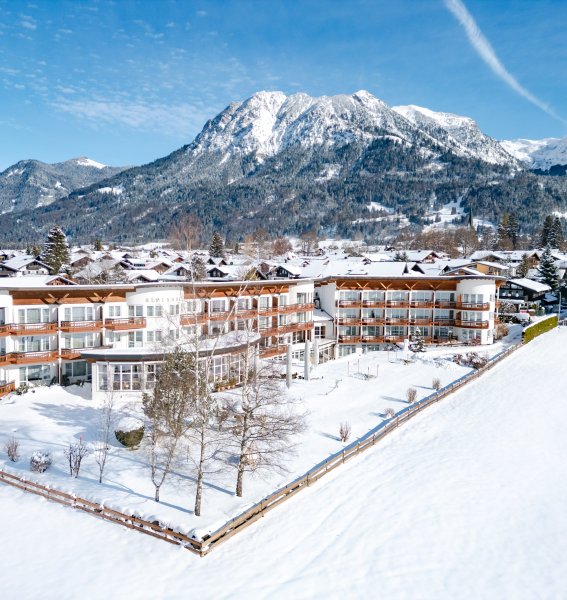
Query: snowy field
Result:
<box><xmin>0</xmin><ymin>326</ymin><xmax>565</xmax><ymax>599</ymax></box>
<box><xmin>0</xmin><ymin>334</ymin><xmax>520</xmax><ymax>538</ymax></box>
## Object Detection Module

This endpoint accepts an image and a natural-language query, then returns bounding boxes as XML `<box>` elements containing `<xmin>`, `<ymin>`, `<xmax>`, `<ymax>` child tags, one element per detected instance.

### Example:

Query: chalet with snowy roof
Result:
<box><xmin>499</xmin><ymin>278</ymin><xmax>551</xmax><ymax>306</ymax></box>
<box><xmin>0</xmin><ymin>255</ymin><xmax>51</xmax><ymax>277</ymax></box>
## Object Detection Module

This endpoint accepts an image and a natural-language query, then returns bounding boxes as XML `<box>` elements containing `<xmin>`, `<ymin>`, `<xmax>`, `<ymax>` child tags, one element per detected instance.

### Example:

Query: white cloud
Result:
<box><xmin>444</xmin><ymin>0</ymin><xmax>566</xmax><ymax>125</ymax></box>
<box><xmin>52</xmin><ymin>97</ymin><xmax>209</xmax><ymax>137</ymax></box>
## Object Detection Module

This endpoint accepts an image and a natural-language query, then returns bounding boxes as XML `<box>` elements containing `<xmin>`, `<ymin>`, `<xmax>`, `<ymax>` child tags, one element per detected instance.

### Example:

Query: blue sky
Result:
<box><xmin>0</xmin><ymin>0</ymin><xmax>565</xmax><ymax>169</ymax></box>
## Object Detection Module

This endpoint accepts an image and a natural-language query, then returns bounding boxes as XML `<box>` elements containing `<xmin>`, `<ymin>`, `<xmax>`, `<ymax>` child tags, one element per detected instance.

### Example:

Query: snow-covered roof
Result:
<box><xmin>2</xmin><ymin>255</ymin><xmax>48</xmax><ymax>270</ymax></box>
<box><xmin>0</xmin><ymin>275</ymin><xmax>75</xmax><ymax>288</ymax></box>
<box><xmin>509</xmin><ymin>278</ymin><xmax>551</xmax><ymax>293</ymax></box>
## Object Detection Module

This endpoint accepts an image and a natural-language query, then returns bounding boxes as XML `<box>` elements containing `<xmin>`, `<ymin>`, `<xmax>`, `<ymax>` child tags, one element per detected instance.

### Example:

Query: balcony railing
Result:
<box><xmin>361</xmin><ymin>335</ymin><xmax>384</xmax><ymax>343</ymax></box>
<box><xmin>105</xmin><ymin>317</ymin><xmax>146</xmax><ymax>330</ymax></box>
<box><xmin>435</xmin><ymin>301</ymin><xmax>457</xmax><ymax>309</ymax></box>
<box><xmin>409</xmin><ymin>318</ymin><xmax>432</xmax><ymax>326</ymax></box>
<box><xmin>337</xmin><ymin>300</ymin><xmax>362</xmax><ymax>308</ymax></box>
<box><xmin>259</xmin><ymin>326</ymin><xmax>280</xmax><ymax>337</ymax></box>
<box><xmin>385</xmin><ymin>300</ymin><xmax>410</xmax><ymax>308</ymax></box>
<box><xmin>409</xmin><ymin>301</ymin><xmax>434</xmax><ymax>308</ymax></box>
<box><xmin>0</xmin><ymin>324</ymin><xmax>11</xmax><ymax>337</ymax></box>
<box><xmin>208</xmin><ymin>310</ymin><xmax>232</xmax><ymax>321</ymax></box>
<box><xmin>10</xmin><ymin>322</ymin><xmax>58</xmax><ymax>335</ymax></box>
<box><xmin>336</xmin><ymin>316</ymin><xmax>361</xmax><ymax>325</ymax></box>
<box><xmin>234</xmin><ymin>308</ymin><xmax>258</xmax><ymax>319</ymax></box>
<box><xmin>60</xmin><ymin>348</ymin><xmax>84</xmax><ymax>360</ymax></box>
<box><xmin>0</xmin><ymin>353</ymin><xmax>12</xmax><ymax>365</ymax></box>
<box><xmin>455</xmin><ymin>319</ymin><xmax>489</xmax><ymax>329</ymax></box>
<box><xmin>0</xmin><ymin>381</ymin><xmax>15</xmax><ymax>396</ymax></box>
<box><xmin>361</xmin><ymin>317</ymin><xmax>383</xmax><ymax>325</ymax></box>
<box><xmin>457</xmin><ymin>302</ymin><xmax>490</xmax><ymax>311</ymax></box>
<box><xmin>279</xmin><ymin>321</ymin><xmax>313</xmax><ymax>335</ymax></box>
<box><xmin>338</xmin><ymin>335</ymin><xmax>363</xmax><ymax>343</ymax></box>
<box><xmin>60</xmin><ymin>320</ymin><xmax>103</xmax><ymax>333</ymax></box>
<box><xmin>278</xmin><ymin>303</ymin><xmax>314</xmax><ymax>314</ymax></box>
<box><xmin>258</xmin><ymin>306</ymin><xmax>279</xmax><ymax>316</ymax></box>
<box><xmin>259</xmin><ymin>346</ymin><xmax>287</xmax><ymax>358</ymax></box>
<box><xmin>433</xmin><ymin>318</ymin><xmax>456</xmax><ymax>326</ymax></box>
<box><xmin>11</xmin><ymin>350</ymin><xmax>59</xmax><ymax>364</ymax></box>
<box><xmin>180</xmin><ymin>313</ymin><xmax>208</xmax><ymax>326</ymax></box>
<box><xmin>362</xmin><ymin>300</ymin><xmax>386</xmax><ymax>308</ymax></box>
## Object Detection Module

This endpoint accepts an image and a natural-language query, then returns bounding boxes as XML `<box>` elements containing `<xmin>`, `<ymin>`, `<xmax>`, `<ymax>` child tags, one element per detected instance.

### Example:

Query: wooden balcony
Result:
<box><xmin>104</xmin><ymin>317</ymin><xmax>146</xmax><ymax>330</ymax></box>
<box><xmin>235</xmin><ymin>308</ymin><xmax>258</xmax><ymax>319</ymax></box>
<box><xmin>258</xmin><ymin>306</ymin><xmax>279</xmax><ymax>316</ymax></box>
<box><xmin>361</xmin><ymin>317</ymin><xmax>384</xmax><ymax>325</ymax></box>
<box><xmin>0</xmin><ymin>353</ymin><xmax>12</xmax><ymax>365</ymax></box>
<box><xmin>338</xmin><ymin>335</ymin><xmax>363</xmax><ymax>343</ymax></box>
<box><xmin>60</xmin><ymin>348</ymin><xmax>84</xmax><ymax>360</ymax></box>
<box><xmin>385</xmin><ymin>300</ymin><xmax>410</xmax><ymax>308</ymax></box>
<box><xmin>259</xmin><ymin>346</ymin><xmax>287</xmax><ymax>358</ymax></box>
<box><xmin>60</xmin><ymin>320</ymin><xmax>103</xmax><ymax>333</ymax></box>
<box><xmin>10</xmin><ymin>322</ymin><xmax>58</xmax><ymax>335</ymax></box>
<box><xmin>433</xmin><ymin>318</ymin><xmax>456</xmax><ymax>326</ymax></box>
<box><xmin>361</xmin><ymin>335</ymin><xmax>384</xmax><ymax>343</ymax></box>
<box><xmin>455</xmin><ymin>320</ymin><xmax>489</xmax><ymax>329</ymax></box>
<box><xmin>278</xmin><ymin>303</ymin><xmax>314</xmax><ymax>314</ymax></box>
<box><xmin>279</xmin><ymin>321</ymin><xmax>313</xmax><ymax>335</ymax></box>
<box><xmin>0</xmin><ymin>324</ymin><xmax>12</xmax><ymax>337</ymax></box>
<box><xmin>209</xmin><ymin>311</ymin><xmax>232</xmax><ymax>321</ymax></box>
<box><xmin>435</xmin><ymin>301</ymin><xmax>457</xmax><ymax>309</ymax></box>
<box><xmin>11</xmin><ymin>350</ymin><xmax>58</xmax><ymax>364</ymax></box>
<box><xmin>385</xmin><ymin>318</ymin><xmax>410</xmax><ymax>325</ymax></box>
<box><xmin>259</xmin><ymin>326</ymin><xmax>280</xmax><ymax>337</ymax></box>
<box><xmin>410</xmin><ymin>301</ymin><xmax>434</xmax><ymax>308</ymax></box>
<box><xmin>0</xmin><ymin>381</ymin><xmax>15</xmax><ymax>397</ymax></box>
<box><xmin>180</xmin><ymin>313</ymin><xmax>208</xmax><ymax>326</ymax></box>
<box><xmin>409</xmin><ymin>318</ymin><xmax>433</xmax><ymax>326</ymax></box>
<box><xmin>337</xmin><ymin>300</ymin><xmax>362</xmax><ymax>308</ymax></box>
<box><xmin>336</xmin><ymin>317</ymin><xmax>361</xmax><ymax>325</ymax></box>
<box><xmin>362</xmin><ymin>300</ymin><xmax>386</xmax><ymax>308</ymax></box>
<box><xmin>457</xmin><ymin>302</ymin><xmax>490</xmax><ymax>311</ymax></box>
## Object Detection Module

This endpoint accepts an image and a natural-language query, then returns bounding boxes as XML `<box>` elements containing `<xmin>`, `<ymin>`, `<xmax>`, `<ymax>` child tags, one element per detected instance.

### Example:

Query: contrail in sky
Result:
<box><xmin>444</xmin><ymin>0</ymin><xmax>565</xmax><ymax>125</ymax></box>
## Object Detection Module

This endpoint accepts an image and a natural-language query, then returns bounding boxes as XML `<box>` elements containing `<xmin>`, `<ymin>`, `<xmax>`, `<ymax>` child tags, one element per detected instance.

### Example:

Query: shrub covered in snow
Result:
<box><xmin>30</xmin><ymin>451</ymin><xmax>52</xmax><ymax>473</ymax></box>
<box><xmin>115</xmin><ymin>417</ymin><xmax>144</xmax><ymax>448</ymax></box>
<box><xmin>406</xmin><ymin>388</ymin><xmax>417</xmax><ymax>404</ymax></box>
<box><xmin>15</xmin><ymin>383</ymin><xmax>30</xmax><ymax>396</ymax></box>
<box><xmin>384</xmin><ymin>408</ymin><xmax>396</xmax><ymax>419</ymax></box>
<box><xmin>452</xmin><ymin>352</ymin><xmax>488</xmax><ymax>370</ymax></box>
<box><xmin>432</xmin><ymin>378</ymin><xmax>442</xmax><ymax>392</ymax></box>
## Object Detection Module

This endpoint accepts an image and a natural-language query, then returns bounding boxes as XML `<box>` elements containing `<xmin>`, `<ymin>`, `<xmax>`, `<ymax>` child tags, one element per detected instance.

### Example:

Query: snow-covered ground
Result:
<box><xmin>0</xmin><ymin>334</ymin><xmax>519</xmax><ymax>538</ymax></box>
<box><xmin>0</xmin><ymin>327</ymin><xmax>565</xmax><ymax>599</ymax></box>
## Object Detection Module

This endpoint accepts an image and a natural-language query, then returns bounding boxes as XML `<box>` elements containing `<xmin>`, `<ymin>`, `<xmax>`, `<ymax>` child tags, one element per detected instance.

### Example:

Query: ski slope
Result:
<box><xmin>1</xmin><ymin>328</ymin><xmax>566</xmax><ymax>599</ymax></box>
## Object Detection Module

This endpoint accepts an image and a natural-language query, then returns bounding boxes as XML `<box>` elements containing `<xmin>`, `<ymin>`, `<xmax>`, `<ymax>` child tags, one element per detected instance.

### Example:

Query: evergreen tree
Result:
<box><xmin>516</xmin><ymin>253</ymin><xmax>531</xmax><ymax>278</ymax></box>
<box><xmin>553</xmin><ymin>217</ymin><xmax>564</xmax><ymax>248</ymax></box>
<box><xmin>537</xmin><ymin>246</ymin><xmax>559</xmax><ymax>292</ymax></box>
<box><xmin>410</xmin><ymin>328</ymin><xmax>425</xmax><ymax>352</ymax></box>
<box><xmin>393</xmin><ymin>251</ymin><xmax>409</xmax><ymax>262</ymax></box>
<box><xmin>209</xmin><ymin>232</ymin><xmax>225</xmax><ymax>258</ymax></box>
<box><xmin>190</xmin><ymin>255</ymin><xmax>207</xmax><ymax>281</ymax></box>
<box><xmin>506</xmin><ymin>213</ymin><xmax>519</xmax><ymax>249</ymax></box>
<box><xmin>42</xmin><ymin>226</ymin><xmax>70</xmax><ymax>274</ymax></box>
<box><xmin>94</xmin><ymin>238</ymin><xmax>103</xmax><ymax>251</ymax></box>
<box><xmin>539</xmin><ymin>215</ymin><xmax>557</xmax><ymax>248</ymax></box>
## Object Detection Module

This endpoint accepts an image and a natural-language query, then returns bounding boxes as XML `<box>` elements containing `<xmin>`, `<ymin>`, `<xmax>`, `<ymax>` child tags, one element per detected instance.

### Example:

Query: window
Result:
<box><xmin>64</xmin><ymin>361</ymin><xmax>91</xmax><ymax>379</ymax></box>
<box><xmin>128</xmin><ymin>305</ymin><xmax>143</xmax><ymax>318</ymax></box>
<box><xmin>211</xmin><ymin>300</ymin><xmax>226</xmax><ymax>313</ymax></box>
<box><xmin>314</xmin><ymin>325</ymin><xmax>325</xmax><ymax>338</ymax></box>
<box><xmin>19</xmin><ymin>365</ymin><xmax>51</xmax><ymax>383</ymax></box>
<box><xmin>18</xmin><ymin>308</ymin><xmax>50</xmax><ymax>324</ymax></box>
<box><xmin>108</xmin><ymin>306</ymin><xmax>121</xmax><ymax>317</ymax></box>
<box><xmin>146</xmin><ymin>330</ymin><xmax>162</xmax><ymax>344</ymax></box>
<box><xmin>147</xmin><ymin>305</ymin><xmax>154</xmax><ymax>317</ymax></box>
<box><xmin>112</xmin><ymin>364</ymin><xmax>142</xmax><ymax>391</ymax></box>
<box><xmin>64</xmin><ymin>306</ymin><xmax>95</xmax><ymax>322</ymax></box>
<box><xmin>62</xmin><ymin>334</ymin><xmax>95</xmax><ymax>349</ymax></box>
<box><xmin>259</xmin><ymin>297</ymin><xmax>271</xmax><ymax>309</ymax></box>
<box><xmin>18</xmin><ymin>336</ymin><xmax>50</xmax><ymax>352</ymax></box>
<box><xmin>128</xmin><ymin>331</ymin><xmax>143</xmax><ymax>348</ymax></box>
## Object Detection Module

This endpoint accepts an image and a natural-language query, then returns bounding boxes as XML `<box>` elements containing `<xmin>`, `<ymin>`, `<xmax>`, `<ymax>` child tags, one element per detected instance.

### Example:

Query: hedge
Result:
<box><xmin>522</xmin><ymin>315</ymin><xmax>558</xmax><ymax>343</ymax></box>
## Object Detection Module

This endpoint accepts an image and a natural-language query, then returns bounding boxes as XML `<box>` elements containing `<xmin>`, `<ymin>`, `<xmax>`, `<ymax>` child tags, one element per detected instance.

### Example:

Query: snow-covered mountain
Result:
<box><xmin>392</xmin><ymin>104</ymin><xmax>518</xmax><ymax>166</ymax></box>
<box><xmin>2</xmin><ymin>90</ymin><xmax>565</xmax><ymax>244</ymax></box>
<box><xmin>500</xmin><ymin>137</ymin><xmax>567</xmax><ymax>170</ymax></box>
<box><xmin>0</xmin><ymin>157</ymin><xmax>126</xmax><ymax>214</ymax></box>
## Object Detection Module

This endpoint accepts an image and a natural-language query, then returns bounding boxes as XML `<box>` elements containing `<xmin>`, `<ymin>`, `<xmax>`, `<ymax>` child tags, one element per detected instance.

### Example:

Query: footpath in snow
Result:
<box><xmin>0</xmin><ymin>327</ymin><xmax>565</xmax><ymax>599</ymax></box>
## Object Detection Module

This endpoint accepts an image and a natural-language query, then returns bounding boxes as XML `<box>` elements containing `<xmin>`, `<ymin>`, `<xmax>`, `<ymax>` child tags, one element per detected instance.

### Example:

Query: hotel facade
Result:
<box><xmin>0</xmin><ymin>272</ymin><xmax>501</xmax><ymax>400</ymax></box>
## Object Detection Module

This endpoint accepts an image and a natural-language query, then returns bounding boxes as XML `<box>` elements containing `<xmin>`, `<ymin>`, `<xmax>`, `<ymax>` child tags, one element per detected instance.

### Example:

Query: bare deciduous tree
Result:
<box><xmin>432</xmin><ymin>378</ymin><xmax>442</xmax><ymax>392</ymax></box>
<box><xmin>4</xmin><ymin>438</ymin><xmax>20</xmax><ymax>462</ymax></box>
<box><xmin>384</xmin><ymin>407</ymin><xmax>396</xmax><ymax>419</ymax></box>
<box><xmin>406</xmin><ymin>387</ymin><xmax>417</xmax><ymax>404</ymax></box>
<box><xmin>169</xmin><ymin>214</ymin><xmax>203</xmax><ymax>253</ymax></box>
<box><xmin>64</xmin><ymin>438</ymin><xmax>89</xmax><ymax>478</ymax></box>
<box><xmin>221</xmin><ymin>360</ymin><xmax>307</xmax><ymax>498</ymax></box>
<box><xmin>93</xmin><ymin>390</ymin><xmax>114</xmax><ymax>483</ymax></box>
<box><xmin>339</xmin><ymin>422</ymin><xmax>351</xmax><ymax>442</ymax></box>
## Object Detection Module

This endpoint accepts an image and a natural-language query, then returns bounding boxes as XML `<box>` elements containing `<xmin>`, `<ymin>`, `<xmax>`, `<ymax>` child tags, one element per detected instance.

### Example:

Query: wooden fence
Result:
<box><xmin>0</xmin><ymin>340</ymin><xmax>523</xmax><ymax>557</ymax></box>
